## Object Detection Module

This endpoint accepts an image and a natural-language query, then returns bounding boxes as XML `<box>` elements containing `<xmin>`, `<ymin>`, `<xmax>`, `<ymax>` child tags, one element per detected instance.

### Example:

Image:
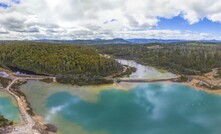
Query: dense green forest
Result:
<box><xmin>95</xmin><ymin>43</ymin><xmax>221</xmax><ymax>75</ymax></box>
<box><xmin>0</xmin><ymin>42</ymin><xmax>123</xmax><ymax>85</ymax></box>
<box><xmin>0</xmin><ymin>42</ymin><xmax>122</xmax><ymax>76</ymax></box>
<box><xmin>1</xmin><ymin>42</ymin><xmax>220</xmax><ymax>85</ymax></box>
<box><xmin>56</xmin><ymin>74</ymin><xmax>113</xmax><ymax>86</ymax></box>
<box><xmin>0</xmin><ymin>115</ymin><xmax>13</xmax><ymax>127</ymax></box>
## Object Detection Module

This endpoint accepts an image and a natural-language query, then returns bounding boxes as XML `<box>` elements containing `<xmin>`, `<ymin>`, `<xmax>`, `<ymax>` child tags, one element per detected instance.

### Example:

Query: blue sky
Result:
<box><xmin>0</xmin><ymin>0</ymin><xmax>221</xmax><ymax>40</ymax></box>
<box><xmin>155</xmin><ymin>16</ymin><xmax>221</xmax><ymax>36</ymax></box>
<box><xmin>0</xmin><ymin>3</ymin><xmax>10</xmax><ymax>8</ymax></box>
<box><xmin>11</xmin><ymin>0</ymin><xmax>20</xmax><ymax>4</ymax></box>
<box><xmin>0</xmin><ymin>0</ymin><xmax>19</xmax><ymax>8</ymax></box>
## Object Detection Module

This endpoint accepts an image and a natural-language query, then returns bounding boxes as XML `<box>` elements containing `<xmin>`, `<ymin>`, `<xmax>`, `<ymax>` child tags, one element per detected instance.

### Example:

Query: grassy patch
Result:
<box><xmin>159</xmin><ymin>69</ymin><xmax>168</xmax><ymax>73</ymax></box>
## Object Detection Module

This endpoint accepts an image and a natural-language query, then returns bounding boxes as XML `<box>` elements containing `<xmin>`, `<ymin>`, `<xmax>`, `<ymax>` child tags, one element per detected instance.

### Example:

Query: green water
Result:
<box><xmin>21</xmin><ymin>81</ymin><xmax>221</xmax><ymax>134</ymax></box>
<box><xmin>0</xmin><ymin>90</ymin><xmax>21</xmax><ymax>123</ymax></box>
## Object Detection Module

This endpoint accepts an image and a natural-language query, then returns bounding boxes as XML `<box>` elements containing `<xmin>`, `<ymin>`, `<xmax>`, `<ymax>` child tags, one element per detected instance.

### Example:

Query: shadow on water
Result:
<box><xmin>7</xmin><ymin>66</ymin><xmax>48</xmax><ymax>76</ymax></box>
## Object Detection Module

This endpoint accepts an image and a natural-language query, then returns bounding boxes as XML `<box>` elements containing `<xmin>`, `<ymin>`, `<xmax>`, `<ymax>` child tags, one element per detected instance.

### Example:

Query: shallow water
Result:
<box><xmin>21</xmin><ymin>81</ymin><xmax>221</xmax><ymax>134</ymax></box>
<box><xmin>19</xmin><ymin>60</ymin><xmax>221</xmax><ymax>134</ymax></box>
<box><xmin>0</xmin><ymin>89</ymin><xmax>21</xmax><ymax>124</ymax></box>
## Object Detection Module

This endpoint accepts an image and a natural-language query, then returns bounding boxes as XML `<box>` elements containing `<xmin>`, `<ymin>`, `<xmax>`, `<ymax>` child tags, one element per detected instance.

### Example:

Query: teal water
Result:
<box><xmin>21</xmin><ymin>81</ymin><xmax>221</xmax><ymax>134</ymax></box>
<box><xmin>0</xmin><ymin>90</ymin><xmax>21</xmax><ymax>123</ymax></box>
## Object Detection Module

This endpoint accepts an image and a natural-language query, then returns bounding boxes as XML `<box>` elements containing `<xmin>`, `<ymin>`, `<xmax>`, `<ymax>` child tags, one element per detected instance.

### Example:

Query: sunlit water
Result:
<box><xmin>0</xmin><ymin>89</ymin><xmax>21</xmax><ymax>124</ymax></box>
<box><xmin>21</xmin><ymin>81</ymin><xmax>221</xmax><ymax>134</ymax></box>
<box><xmin>18</xmin><ymin>60</ymin><xmax>221</xmax><ymax>134</ymax></box>
<box><xmin>116</xmin><ymin>59</ymin><xmax>176</xmax><ymax>79</ymax></box>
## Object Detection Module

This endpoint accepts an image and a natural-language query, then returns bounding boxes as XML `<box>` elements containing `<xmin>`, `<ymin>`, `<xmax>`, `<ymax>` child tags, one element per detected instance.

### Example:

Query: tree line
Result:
<box><xmin>95</xmin><ymin>42</ymin><xmax>221</xmax><ymax>75</ymax></box>
<box><xmin>0</xmin><ymin>42</ymin><xmax>123</xmax><ymax>85</ymax></box>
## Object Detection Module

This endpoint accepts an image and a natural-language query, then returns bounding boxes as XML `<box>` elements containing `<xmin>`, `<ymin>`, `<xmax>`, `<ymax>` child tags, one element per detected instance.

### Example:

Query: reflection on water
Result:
<box><xmin>19</xmin><ymin>60</ymin><xmax>221</xmax><ymax>134</ymax></box>
<box><xmin>116</xmin><ymin>59</ymin><xmax>176</xmax><ymax>79</ymax></box>
<box><xmin>21</xmin><ymin>81</ymin><xmax>221</xmax><ymax>134</ymax></box>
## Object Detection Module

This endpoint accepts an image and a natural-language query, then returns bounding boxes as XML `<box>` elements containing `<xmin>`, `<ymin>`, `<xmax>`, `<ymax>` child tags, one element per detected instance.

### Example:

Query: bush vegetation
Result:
<box><xmin>0</xmin><ymin>42</ymin><xmax>124</xmax><ymax>85</ymax></box>
<box><xmin>0</xmin><ymin>77</ymin><xmax>10</xmax><ymax>88</ymax></box>
<box><xmin>0</xmin><ymin>43</ymin><xmax>122</xmax><ymax>76</ymax></box>
<box><xmin>0</xmin><ymin>115</ymin><xmax>13</xmax><ymax>128</ymax></box>
<box><xmin>56</xmin><ymin>74</ymin><xmax>113</xmax><ymax>86</ymax></box>
<box><xmin>95</xmin><ymin>43</ymin><xmax>221</xmax><ymax>75</ymax></box>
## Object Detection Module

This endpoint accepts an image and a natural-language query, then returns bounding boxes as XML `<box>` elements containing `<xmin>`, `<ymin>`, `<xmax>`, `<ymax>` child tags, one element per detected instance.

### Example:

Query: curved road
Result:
<box><xmin>5</xmin><ymin>77</ymin><xmax>50</xmax><ymax>134</ymax></box>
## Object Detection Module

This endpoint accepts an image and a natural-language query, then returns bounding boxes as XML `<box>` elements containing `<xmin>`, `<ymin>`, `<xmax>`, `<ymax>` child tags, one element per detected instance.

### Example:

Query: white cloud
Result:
<box><xmin>0</xmin><ymin>0</ymin><xmax>221</xmax><ymax>40</ymax></box>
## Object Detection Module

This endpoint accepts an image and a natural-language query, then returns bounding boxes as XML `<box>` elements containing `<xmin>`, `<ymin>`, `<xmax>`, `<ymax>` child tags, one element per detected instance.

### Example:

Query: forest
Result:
<box><xmin>56</xmin><ymin>74</ymin><xmax>113</xmax><ymax>86</ymax></box>
<box><xmin>95</xmin><ymin>42</ymin><xmax>221</xmax><ymax>75</ymax></box>
<box><xmin>0</xmin><ymin>42</ymin><xmax>123</xmax><ymax>85</ymax></box>
<box><xmin>1</xmin><ymin>42</ymin><xmax>220</xmax><ymax>84</ymax></box>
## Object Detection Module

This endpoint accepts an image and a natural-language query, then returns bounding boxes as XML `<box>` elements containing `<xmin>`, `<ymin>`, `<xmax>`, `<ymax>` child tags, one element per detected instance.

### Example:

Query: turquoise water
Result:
<box><xmin>21</xmin><ymin>81</ymin><xmax>221</xmax><ymax>134</ymax></box>
<box><xmin>0</xmin><ymin>90</ymin><xmax>21</xmax><ymax>123</ymax></box>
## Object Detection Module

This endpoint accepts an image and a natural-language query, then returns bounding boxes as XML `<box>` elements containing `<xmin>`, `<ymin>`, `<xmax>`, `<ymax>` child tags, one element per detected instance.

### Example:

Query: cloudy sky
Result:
<box><xmin>1</xmin><ymin>0</ymin><xmax>221</xmax><ymax>40</ymax></box>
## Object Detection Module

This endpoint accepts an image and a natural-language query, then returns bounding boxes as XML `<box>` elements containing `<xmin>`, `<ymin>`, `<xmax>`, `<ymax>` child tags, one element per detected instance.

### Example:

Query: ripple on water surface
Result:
<box><xmin>21</xmin><ymin>81</ymin><xmax>221</xmax><ymax>134</ymax></box>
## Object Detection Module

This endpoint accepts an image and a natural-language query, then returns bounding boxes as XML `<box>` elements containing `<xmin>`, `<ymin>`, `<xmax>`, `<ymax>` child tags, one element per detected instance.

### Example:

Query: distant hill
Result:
<box><xmin>21</xmin><ymin>38</ymin><xmax>221</xmax><ymax>44</ymax></box>
<box><xmin>125</xmin><ymin>39</ymin><xmax>188</xmax><ymax>43</ymax></box>
<box><xmin>37</xmin><ymin>38</ymin><xmax>130</xmax><ymax>44</ymax></box>
<box><xmin>126</xmin><ymin>39</ymin><xmax>221</xmax><ymax>43</ymax></box>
